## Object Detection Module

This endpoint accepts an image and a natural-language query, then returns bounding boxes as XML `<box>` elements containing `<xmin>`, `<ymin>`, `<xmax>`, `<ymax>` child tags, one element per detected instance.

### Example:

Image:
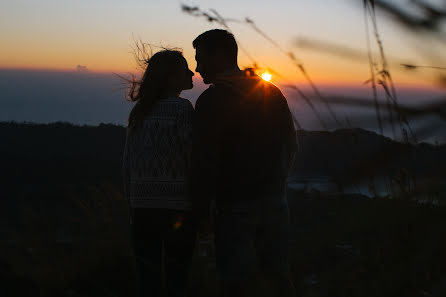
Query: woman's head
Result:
<box><xmin>130</xmin><ymin>49</ymin><xmax>194</xmax><ymax>102</ymax></box>
<box><xmin>127</xmin><ymin>49</ymin><xmax>194</xmax><ymax>134</ymax></box>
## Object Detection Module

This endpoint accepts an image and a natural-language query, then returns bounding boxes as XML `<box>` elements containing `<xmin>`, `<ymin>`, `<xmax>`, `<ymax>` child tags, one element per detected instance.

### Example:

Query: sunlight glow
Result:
<box><xmin>173</xmin><ymin>221</ymin><xmax>182</xmax><ymax>229</ymax></box>
<box><xmin>261</xmin><ymin>72</ymin><xmax>272</xmax><ymax>81</ymax></box>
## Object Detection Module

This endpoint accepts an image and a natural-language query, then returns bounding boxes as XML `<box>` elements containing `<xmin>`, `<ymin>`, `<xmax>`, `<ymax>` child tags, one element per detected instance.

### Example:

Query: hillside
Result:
<box><xmin>1</xmin><ymin>122</ymin><xmax>446</xmax><ymax>297</ymax></box>
<box><xmin>2</xmin><ymin>122</ymin><xmax>445</xmax><ymax>196</ymax></box>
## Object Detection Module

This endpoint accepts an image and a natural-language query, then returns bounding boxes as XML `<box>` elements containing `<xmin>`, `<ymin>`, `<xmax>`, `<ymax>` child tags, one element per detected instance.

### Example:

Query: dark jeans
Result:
<box><xmin>215</xmin><ymin>195</ymin><xmax>296</xmax><ymax>297</ymax></box>
<box><xmin>131</xmin><ymin>208</ymin><xmax>196</xmax><ymax>297</ymax></box>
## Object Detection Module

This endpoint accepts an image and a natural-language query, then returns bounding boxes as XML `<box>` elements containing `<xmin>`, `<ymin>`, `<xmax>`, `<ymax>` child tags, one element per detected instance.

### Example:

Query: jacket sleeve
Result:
<box><xmin>190</xmin><ymin>90</ymin><xmax>219</xmax><ymax>221</ymax></box>
<box><xmin>274</xmin><ymin>91</ymin><xmax>298</xmax><ymax>177</ymax></box>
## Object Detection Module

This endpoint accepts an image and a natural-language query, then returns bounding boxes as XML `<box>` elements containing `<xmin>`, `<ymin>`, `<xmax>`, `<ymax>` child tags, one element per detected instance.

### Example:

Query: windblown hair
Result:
<box><xmin>127</xmin><ymin>49</ymin><xmax>185</xmax><ymax>135</ymax></box>
<box><xmin>193</xmin><ymin>29</ymin><xmax>238</xmax><ymax>63</ymax></box>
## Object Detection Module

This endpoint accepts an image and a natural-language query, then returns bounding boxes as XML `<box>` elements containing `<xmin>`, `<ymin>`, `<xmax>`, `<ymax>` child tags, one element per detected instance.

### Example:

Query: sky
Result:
<box><xmin>1</xmin><ymin>0</ymin><xmax>445</xmax><ymax>85</ymax></box>
<box><xmin>0</xmin><ymin>0</ymin><xmax>445</xmax><ymax>141</ymax></box>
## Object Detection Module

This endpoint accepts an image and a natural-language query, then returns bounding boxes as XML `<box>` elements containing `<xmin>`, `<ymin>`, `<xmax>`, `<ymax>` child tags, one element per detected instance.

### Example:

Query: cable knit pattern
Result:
<box><xmin>123</xmin><ymin>97</ymin><xmax>194</xmax><ymax>210</ymax></box>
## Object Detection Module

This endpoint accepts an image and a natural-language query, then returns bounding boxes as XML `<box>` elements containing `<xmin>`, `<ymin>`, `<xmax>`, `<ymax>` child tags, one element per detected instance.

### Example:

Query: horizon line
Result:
<box><xmin>1</xmin><ymin>66</ymin><xmax>442</xmax><ymax>91</ymax></box>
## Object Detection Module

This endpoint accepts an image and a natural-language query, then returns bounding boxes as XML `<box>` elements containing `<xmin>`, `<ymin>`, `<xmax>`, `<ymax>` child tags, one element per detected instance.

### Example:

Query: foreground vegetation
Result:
<box><xmin>1</xmin><ymin>122</ymin><xmax>445</xmax><ymax>296</ymax></box>
<box><xmin>2</xmin><ymin>187</ymin><xmax>446</xmax><ymax>297</ymax></box>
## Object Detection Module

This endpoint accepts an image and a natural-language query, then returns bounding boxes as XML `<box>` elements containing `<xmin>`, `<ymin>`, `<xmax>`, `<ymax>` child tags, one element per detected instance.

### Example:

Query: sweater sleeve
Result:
<box><xmin>190</xmin><ymin>89</ymin><xmax>219</xmax><ymax>221</ymax></box>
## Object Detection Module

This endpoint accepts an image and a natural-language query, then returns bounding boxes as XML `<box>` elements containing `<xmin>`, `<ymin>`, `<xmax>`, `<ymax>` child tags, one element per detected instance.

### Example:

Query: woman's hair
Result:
<box><xmin>127</xmin><ymin>49</ymin><xmax>185</xmax><ymax>135</ymax></box>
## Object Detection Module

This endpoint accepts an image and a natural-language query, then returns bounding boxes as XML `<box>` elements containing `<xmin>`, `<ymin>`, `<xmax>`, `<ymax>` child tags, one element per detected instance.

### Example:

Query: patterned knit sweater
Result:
<box><xmin>122</xmin><ymin>97</ymin><xmax>194</xmax><ymax>210</ymax></box>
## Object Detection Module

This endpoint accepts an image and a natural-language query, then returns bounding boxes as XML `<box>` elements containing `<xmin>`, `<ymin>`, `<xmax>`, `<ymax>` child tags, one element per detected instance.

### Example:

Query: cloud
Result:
<box><xmin>75</xmin><ymin>65</ymin><xmax>88</xmax><ymax>73</ymax></box>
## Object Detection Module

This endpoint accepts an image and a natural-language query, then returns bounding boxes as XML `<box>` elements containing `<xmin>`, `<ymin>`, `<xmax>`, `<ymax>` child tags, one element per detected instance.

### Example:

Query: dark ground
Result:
<box><xmin>1</xmin><ymin>122</ymin><xmax>445</xmax><ymax>297</ymax></box>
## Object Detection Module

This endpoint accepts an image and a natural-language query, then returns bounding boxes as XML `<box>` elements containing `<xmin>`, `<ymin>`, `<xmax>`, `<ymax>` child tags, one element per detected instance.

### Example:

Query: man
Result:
<box><xmin>191</xmin><ymin>29</ymin><xmax>297</xmax><ymax>297</ymax></box>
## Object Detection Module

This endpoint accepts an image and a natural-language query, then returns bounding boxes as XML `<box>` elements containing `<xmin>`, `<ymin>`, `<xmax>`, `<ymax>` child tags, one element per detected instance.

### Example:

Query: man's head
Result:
<box><xmin>193</xmin><ymin>29</ymin><xmax>239</xmax><ymax>84</ymax></box>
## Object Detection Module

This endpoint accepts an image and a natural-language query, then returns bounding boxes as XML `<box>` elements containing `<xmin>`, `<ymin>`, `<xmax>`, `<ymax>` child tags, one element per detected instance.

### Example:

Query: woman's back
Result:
<box><xmin>122</xmin><ymin>48</ymin><xmax>196</xmax><ymax>297</ymax></box>
<box><xmin>123</xmin><ymin>96</ymin><xmax>193</xmax><ymax>210</ymax></box>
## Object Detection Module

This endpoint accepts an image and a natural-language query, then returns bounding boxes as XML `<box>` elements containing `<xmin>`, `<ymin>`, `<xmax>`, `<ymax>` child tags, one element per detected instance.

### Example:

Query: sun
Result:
<box><xmin>261</xmin><ymin>72</ymin><xmax>272</xmax><ymax>81</ymax></box>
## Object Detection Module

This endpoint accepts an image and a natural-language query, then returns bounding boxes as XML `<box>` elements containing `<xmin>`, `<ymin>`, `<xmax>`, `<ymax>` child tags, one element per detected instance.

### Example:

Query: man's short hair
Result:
<box><xmin>193</xmin><ymin>29</ymin><xmax>238</xmax><ymax>63</ymax></box>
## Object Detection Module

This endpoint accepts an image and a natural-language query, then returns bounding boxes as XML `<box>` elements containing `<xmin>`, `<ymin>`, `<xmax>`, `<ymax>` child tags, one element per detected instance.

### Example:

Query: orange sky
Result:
<box><xmin>1</xmin><ymin>0</ymin><xmax>444</xmax><ymax>89</ymax></box>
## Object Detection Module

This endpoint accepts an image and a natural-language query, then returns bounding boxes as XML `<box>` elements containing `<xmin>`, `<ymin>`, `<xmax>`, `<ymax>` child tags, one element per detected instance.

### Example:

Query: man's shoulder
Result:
<box><xmin>262</xmin><ymin>80</ymin><xmax>285</xmax><ymax>98</ymax></box>
<box><xmin>198</xmin><ymin>84</ymin><xmax>220</xmax><ymax>98</ymax></box>
<box><xmin>195</xmin><ymin>85</ymin><xmax>221</xmax><ymax>108</ymax></box>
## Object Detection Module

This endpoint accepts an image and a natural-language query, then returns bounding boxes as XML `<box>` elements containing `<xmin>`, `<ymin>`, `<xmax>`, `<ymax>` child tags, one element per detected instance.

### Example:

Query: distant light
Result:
<box><xmin>173</xmin><ymin>221</ymin><xmax>182</xmax><ymax>229</ymax></box>
<box><xmin>261</xmin><ymin>72</ymin><xmax>272</xmax><ymax>81</ymax></box>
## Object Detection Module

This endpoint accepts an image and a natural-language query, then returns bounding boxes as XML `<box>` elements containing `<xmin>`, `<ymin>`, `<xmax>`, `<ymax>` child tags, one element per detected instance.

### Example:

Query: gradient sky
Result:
<box><xmin>1</xmin><ymin>0</ymin><xmax>445</xmax><ymax>87</ymax></box>
<box><xmin>1</xmin><ymin>0</ymin><xmax>445</xmax><ymax>143</ymax></box>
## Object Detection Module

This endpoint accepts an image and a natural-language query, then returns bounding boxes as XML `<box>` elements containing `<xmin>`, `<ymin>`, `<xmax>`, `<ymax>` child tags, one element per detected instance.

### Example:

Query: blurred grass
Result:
<box><xmin>2</xmin><ymin>182</ymin><xmax>446</xmax><ymax>296</ymax></box>
<box><xmin>287</xmin><ymin>194</ymin><xmax>446</xmax><ymax>297</ymax></box>
<box><xmin>2</xmin><ymin>182</ymin><xmax>135</xmax><ymax>297</ymax></box>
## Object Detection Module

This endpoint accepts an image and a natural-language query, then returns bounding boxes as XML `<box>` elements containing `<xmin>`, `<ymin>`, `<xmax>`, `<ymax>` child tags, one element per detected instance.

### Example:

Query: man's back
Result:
<box><xmin>191</xmin><ymin>71</ymin><xmax>297</xmax><ymax>208</ymax></box>
<box><xmin>192</xmin><ymin>29</ymin><xmax>297</xmax><ymax>297</ymax></box>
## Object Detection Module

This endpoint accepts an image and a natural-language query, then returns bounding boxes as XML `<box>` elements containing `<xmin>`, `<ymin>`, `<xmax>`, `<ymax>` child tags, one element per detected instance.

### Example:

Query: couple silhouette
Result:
<box><xmin>122</xmin><ymin>29</ymin><xmax>297</xmax><ymax>297</ymax></box>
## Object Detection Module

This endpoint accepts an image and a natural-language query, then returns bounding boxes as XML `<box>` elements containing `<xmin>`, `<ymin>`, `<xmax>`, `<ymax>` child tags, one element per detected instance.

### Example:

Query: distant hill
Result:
<box><xmin>0</xmin><ymin>122</ymin><xmax>127</xmax><ymax>227</ymax></box>
<box><xmin>2</xmin><ymin>122</ymin><xmax>445</xmax><ymax>183</ymax></box>
<box><xmin>293</xmin><ymin>128</ymin><xmax>446</xmax><ymax>183</ymax></box>
<box><xmin>1</xmin><ymin>121</ymin><xmax>445</xmax><ymax>232</ymax></box>
<box><xmin>2</xmin><ymin>120</ymin><xmax>445</xmax><ymax>167</ymax></box>
<box><xmin>1</xmin><ymin>122</ymin><xmax>445</xmax><ymax>196</ymax></box>
<box><xmin>0</xmin><ymin>121</ymin><xmax>125</xmax><ymax>161</ymax></box>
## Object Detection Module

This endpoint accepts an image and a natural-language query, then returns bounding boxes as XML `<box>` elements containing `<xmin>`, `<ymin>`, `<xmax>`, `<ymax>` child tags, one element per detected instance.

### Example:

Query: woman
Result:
<box><xmin>122</xmin><ymin>49</ymin><xmax>195</xmax><ymax>297</ymax></box>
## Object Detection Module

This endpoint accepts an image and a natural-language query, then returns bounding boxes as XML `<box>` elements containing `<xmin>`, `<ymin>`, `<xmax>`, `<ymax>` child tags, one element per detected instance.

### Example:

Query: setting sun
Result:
<box><xmin>261</xmin><ymin>72</ymin><xmax>272</xmax><ymax>81</ymax></box>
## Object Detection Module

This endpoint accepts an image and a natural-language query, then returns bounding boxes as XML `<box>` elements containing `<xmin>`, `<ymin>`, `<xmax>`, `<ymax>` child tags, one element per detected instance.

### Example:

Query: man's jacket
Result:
<box><xmin>191</xmin><ymin>70</ymin><xmax>297</xmax><ymax>218</ymax></box>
